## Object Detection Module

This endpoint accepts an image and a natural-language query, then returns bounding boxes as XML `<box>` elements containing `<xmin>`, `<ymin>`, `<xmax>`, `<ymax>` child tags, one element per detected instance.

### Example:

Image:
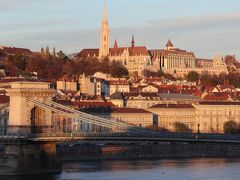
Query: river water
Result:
<box><xmin>2</xmin><ymin>158</ymin><xmax>240</xmax><ymax>180</ymax></box>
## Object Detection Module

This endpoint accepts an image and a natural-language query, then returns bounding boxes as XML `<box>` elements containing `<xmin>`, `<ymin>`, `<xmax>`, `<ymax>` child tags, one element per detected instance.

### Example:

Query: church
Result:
<box><xmin>77</xmin><ymin>0</ymin><xmax>156</xmax><ymax>75</ymax></box>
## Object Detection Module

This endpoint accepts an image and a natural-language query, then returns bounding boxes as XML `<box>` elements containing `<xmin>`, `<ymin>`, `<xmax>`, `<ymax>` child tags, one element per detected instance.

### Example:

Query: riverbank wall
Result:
<box><xmin>58</xmin><ymin>142</ymin><xmax>240</xmax><ymax>161</ymax></box>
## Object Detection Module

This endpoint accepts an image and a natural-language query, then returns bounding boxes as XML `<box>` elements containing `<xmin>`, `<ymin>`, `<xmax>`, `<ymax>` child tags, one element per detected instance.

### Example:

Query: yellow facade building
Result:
<box><xmin>194</xmin><ymin>102</ymin><xmax>240</xmax><ymax>134</ymax></box>
<box><xmin>148</xmin><ymin>104</ymin><xmax>197</xmax><ymax>132</ymax></box>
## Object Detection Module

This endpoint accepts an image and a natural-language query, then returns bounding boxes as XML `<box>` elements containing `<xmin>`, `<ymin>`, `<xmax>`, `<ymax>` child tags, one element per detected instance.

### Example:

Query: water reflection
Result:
<box><xmin>2</xmin><ymin>158</ymin><xmax>240</xmax><ymax>180</ymax></box>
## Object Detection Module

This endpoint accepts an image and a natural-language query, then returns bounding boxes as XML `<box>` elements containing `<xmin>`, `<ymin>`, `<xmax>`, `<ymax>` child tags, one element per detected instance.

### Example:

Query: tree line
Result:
<box><xmin>1</xmin><ymin>53</ymin><xmax>129</xmax><ymax>82</ymax></box>
<box><xmin>186</xmin><ymin>70</ymin><xmax>240</xmax><ymax>88</ymax></box>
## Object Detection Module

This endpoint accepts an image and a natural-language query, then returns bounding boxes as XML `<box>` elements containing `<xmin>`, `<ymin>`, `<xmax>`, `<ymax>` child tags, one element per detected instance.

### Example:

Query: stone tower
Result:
<box><xmin>99</xmin><ymin>0</ymin><xmax>110</xmax><ymax>58</ymax></box>
<box><xmin>7</xmin><ymin>82</ymin><xmax>55</xmax><ymax>134</ymax></box>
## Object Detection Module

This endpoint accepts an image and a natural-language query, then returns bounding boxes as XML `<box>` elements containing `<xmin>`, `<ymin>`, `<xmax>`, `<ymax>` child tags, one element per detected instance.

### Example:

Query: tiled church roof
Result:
<box><xmin>129</xmin><ymin>46</ymin><xmax>149</xmax><ymax>56</ymax></box>
<box><xmin>78</xmin><ymin>46</ymin><xmax>150</xmax><ymax>58</ymax></box>
<box><xmin>110</xmin><ymin>46</ymin><xmax>150</xmax><ymax>56</ymax></box>
<box><xmin>77</xmin><ymin>49</ymin><xmax>99</xmax><ymax>58</ymax></box>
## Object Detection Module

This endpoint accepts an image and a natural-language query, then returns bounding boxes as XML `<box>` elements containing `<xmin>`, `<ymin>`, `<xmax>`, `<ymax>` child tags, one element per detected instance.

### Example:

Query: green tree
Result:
<box><xmin>12</xmin><ymin>54</ymin><xmax>27</xmax><ymax>71</ymax></box>
<box><xmin>57</xmin><ymin>50</ymin><xmax>66</xmax><ymax>60</ymax></box>
<box><xmin>174</xmin><ymin>122</ymin><xmax>192</xmax><ymax>133</ymax></box>
<box><xmin>187</xmin><ymin>71</ymin><xmax>199</xmax><ymax>82</ymax></box>
<box><xmin>145</xmin><ymin>125</ymin><xmax>169</xmax><ymax>132</ymax></box>
<box><xmin>45</xmin><ymin>46</ymin><xmax>51</xmax><ymax>60</ymax></box>
<box><xmin>224</xmin><ymin>55</ymin><xmax>236</xmax><ymax>66</ymax></box>
<box><xmin>210</xmin><ymin>74</ymin><xmax>219</xmax><ymax>86</ymax></box>
<box><xmin>53</xmin><ymin>47</ymin><xmax>56</xmax><ymax>60</ymax></box>
<box><xmin>40</xmin><ymin>47</ymin><xmax>45</xmax><ymax>59</ymax></box>
<box><xmin>156</xmin><ymin>70</ymin><xmax>164</xmax><ymax>77</ymax></box>
<box><xmin>224</xmin><ymin>120</ymin><xmax>238</xmax><ymax>134</ymax></box>
<box><xmin>110</xmin><ymin>61</ymin><xmax>129</xmax><ymax>77</ymax></box>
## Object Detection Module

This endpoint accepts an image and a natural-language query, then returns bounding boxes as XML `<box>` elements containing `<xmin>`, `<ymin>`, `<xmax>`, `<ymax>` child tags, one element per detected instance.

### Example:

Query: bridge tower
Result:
<box><xmin>7</xmin><ymin>81</ymin><xmax>55</xmax><ymax>135</ymax></box>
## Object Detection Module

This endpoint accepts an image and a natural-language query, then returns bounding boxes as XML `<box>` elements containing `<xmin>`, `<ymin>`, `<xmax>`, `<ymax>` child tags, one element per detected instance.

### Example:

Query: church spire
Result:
<box><xmin>131</xmin><ymin>34</ymin><xmax>135</xmax><ymax>48</ymax></box>
<box><xmin>103</xmin><ymin>0</ymin><xmax>108</xmax><ymax>24</ymax></box>
<box><xmin>114</xmin><ymin>37</ymin><xmax>118</xmax><ymax>48</ymax></box>
<box><xmin>99</xmin><ymin>0</ymin><xmax>110</xmax><ymax>58</ymax></box>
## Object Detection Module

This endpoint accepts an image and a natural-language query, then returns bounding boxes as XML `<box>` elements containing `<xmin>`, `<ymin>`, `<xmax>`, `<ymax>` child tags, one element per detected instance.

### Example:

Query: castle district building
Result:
<box><xmin>150</xmin><ymin>40</ymin><xmax>196</xmax><ymax>70</ymax></box>
<box><xmin>162</xmin><ymin>54</ymin><xmax>228</xmax><ymax>78</ymax></box>
<box><xmin>77</xmin><ymin>0</ymin><xmax>229</xmax><ymax>77</ymax></box>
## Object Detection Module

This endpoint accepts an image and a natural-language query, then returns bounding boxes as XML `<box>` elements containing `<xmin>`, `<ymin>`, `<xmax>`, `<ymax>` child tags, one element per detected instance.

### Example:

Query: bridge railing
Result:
<box><xmin>1</xmin><ymin>131</ymin><xmax>240</xmax><ymax>143</ymax></box>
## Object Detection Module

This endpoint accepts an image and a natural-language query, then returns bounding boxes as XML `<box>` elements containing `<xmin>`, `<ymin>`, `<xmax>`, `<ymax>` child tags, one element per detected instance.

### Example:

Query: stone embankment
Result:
<box><xmin>58</xmin><ymin>141</ymin><xmax>240</xmax><ymax>161</ymax></box>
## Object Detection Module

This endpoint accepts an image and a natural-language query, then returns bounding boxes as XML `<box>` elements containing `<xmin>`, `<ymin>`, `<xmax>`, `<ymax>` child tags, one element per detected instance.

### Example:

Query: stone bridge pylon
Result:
<box><xmin>7</xmin><ymin>82</ymin><xmax>55</xmax><ymax>135</ymax></box>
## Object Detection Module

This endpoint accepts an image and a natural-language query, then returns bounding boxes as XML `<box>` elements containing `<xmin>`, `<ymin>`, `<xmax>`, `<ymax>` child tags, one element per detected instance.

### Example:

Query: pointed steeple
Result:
<box><xmin>114</xmin><ymin>37</ymin><xmax>118</xmax><ymax>48</ymax></box>
<box><xmin>103</xmin><ymin>0</ymin><xmax>108</xmax><ymax>24</ymax></box>
<box><xmin>131</xmin><ymin>34</ymin><xmax>135</xmax><ymax>48</ymax></box>
<box><xmin>99</xmin><ymin>0</ymin><xmax>110</xmax><ymax>58</ymax></box>
<box><xmin>166</xmin><ymin>39</ymin><xmax>173</xmax><ymax>50</ymax></box>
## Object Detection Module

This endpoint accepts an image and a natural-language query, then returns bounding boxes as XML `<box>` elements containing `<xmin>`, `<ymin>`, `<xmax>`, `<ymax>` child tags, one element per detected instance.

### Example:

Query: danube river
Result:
<box><xmin>2</xmin><ymin>158</ymin><xmax>240</xmax><ymax>180</ymax></box>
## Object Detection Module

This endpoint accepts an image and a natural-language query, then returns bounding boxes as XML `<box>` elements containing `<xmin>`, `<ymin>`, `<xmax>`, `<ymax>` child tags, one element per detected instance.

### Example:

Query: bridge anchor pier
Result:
<box><xmin>1</xmin><ymin>142</ymin><xmax>61</xmax><ymax>175</ymax></box>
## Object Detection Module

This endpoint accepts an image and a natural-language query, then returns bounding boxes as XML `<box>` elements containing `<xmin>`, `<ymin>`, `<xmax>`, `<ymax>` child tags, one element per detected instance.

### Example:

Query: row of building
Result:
<box><xmin>55</xmin><ymin>71</ymin><xmax>240</xmax><ymax>103</ymax></box>
<box><xmin>50</xmin><ymin>99</ymin><xmax>240</xmax><ymax>134</ymax></box>
<box><xmin>1</xmin><ymin>79</ymin><xmax>240</xmax><ymax>134</ymax></box>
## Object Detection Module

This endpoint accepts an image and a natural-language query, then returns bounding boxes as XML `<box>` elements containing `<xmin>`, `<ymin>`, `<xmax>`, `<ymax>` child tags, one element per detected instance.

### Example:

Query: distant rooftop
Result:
<box><xmin>199</xmin><ymin>101</ymin><xmax>240</xmax><ymax>106</ymax></box>
<box><xmin>149</xmin><ymin>104</ymin><xmax>194</xmax><ymax>109</ymax></box>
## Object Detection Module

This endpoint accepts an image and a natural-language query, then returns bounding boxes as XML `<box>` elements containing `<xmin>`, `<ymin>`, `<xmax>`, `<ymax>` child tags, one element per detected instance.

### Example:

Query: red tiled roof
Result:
<box><xmin>150</xmin><ymin>49</ymin><xmax>195</xmax><ymax>57</ymax></box>
<box><xmin>77</xmin><ymin>49</ymin><xmax>99</xmax><ymax>58</ymax></box>
<box><xmin>56</xmin><ymin>100</ymin><xmax>113</xmax><ymax>108</ymax></box>
<box><xmin>199</xmin><ymin>101</ymin><xmax>240</xmax><ymax>105</ymax></box>
<box><xmin>203</xmin><ymin>95</ymin><xmax>230</xmax><ymax>101</ymax></box>
<box><xmin>219</xmin><ymin>85</ymin><xmax>234</xmax><ymax>90</ymax></box>
<box><xmin>110</xmin><ymin>46</ymin><xmax>150</xmax><ymax>56</ymax></box>
<box><xmin>0</xmin><ymin>78</ymin><xmax>46</xmax><ymax>83</ymax></box>
<box><xmin>0</xmin><ymin>46</ymin><xmax>32</xmax><ymax>56</ymax></box>
<box><xmin>109</xmin><ymin>47</ymin><xmax>125</xmax><ymax>56</ymax></box>
<box><xmin>113</xmin><ymin>108</ymin><xmax>152</xmax><ymax>114</ymax></box>
<box><xmin>57</xmin><ymin>75</ymin><xmax>76</xmax><ymax>82</ymax></box>
<box><xmin>124</xmin><ymin>92</ymin><xmax>159</xmax><ymax>98</ymax></box>
<box><xmin>106</xmin><ymin>80</ymin><xmax>129</xmax><ymax>85</ymax></box>
<box><xmin>129</xmin><ymin>46</ymin><xmax>149</xmax><ymax>56</ymax></box>
<box><xmin>149</xmin><ymin>104</ymin><xmax>194</xmax><ymax>109</ymax></box>
<box><xmin>0</xmin><ymin>78</ymin><xmax>26</xmax><ymax>83</ymax></box>
<box><xmin>78</xmin><ymin>46</ymin><xmax>150</xmax><ymax>58</ymax></box>
<box><xmin>74</xmin><ymin>101</ymin><xmax>115</xmax><ymax>108</ymax></box>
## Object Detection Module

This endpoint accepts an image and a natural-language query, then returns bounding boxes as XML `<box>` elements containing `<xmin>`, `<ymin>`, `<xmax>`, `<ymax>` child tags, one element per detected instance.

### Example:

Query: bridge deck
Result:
<box><xmin>1</xmin><ymin>132</ymin><xmax>240</xmax><ymax>144</ymax></box>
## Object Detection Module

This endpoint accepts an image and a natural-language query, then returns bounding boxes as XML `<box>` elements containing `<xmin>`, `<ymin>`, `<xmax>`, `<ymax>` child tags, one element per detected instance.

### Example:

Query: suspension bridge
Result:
<box><xmin>1</xmin><ymin>81</ymin><xmax>240</xmax><ymax>175</ymax></box>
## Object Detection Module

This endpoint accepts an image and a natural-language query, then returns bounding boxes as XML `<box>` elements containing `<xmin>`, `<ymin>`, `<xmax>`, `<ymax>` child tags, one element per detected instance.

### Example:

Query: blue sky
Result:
<box><xmin>0</xmin><ymin>0</ymin><xmax>240</xmax><ymax>58</ymax></box>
